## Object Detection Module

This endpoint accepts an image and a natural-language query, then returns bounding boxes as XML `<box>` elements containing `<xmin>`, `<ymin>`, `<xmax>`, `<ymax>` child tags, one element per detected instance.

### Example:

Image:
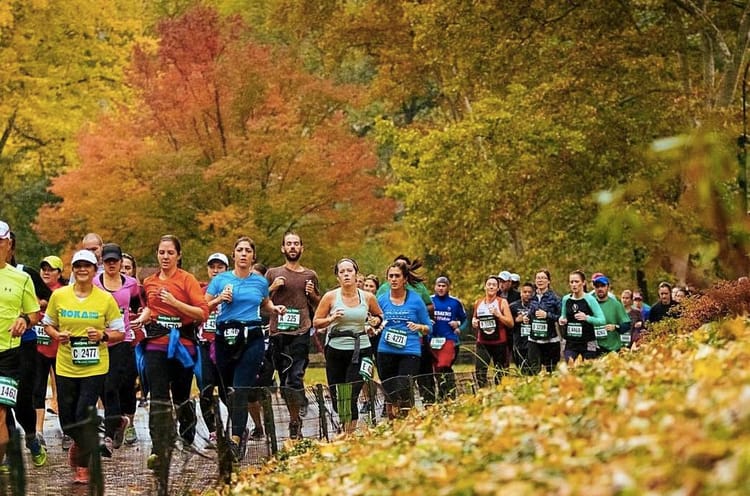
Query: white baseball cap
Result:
<box><xmin>510</xmin><ymin>273</ymin><xmax>520</xmax><ymax>282</ymax></box>
<box><xmin>498</xmin><ymin>270</ymin><xmax>512</xmax><ymax>281</ymax></box>
<box><xmin>207</xmin><ymin>252</ymin><xmax>229</xmax><ymax>266</ymax></box>
<box><xmin>0</xmin><ymin>220</ymin><xmax>10</xmax><ymax>240</ymax></box>
<box><xmin>71</xmin><ymin>250</ymin><xmax>98</xmax><ymax>266</ymax></box>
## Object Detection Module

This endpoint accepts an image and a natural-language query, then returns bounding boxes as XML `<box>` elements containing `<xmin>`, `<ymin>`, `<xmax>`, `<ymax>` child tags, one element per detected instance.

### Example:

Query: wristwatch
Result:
<box><xmin>101</xmin><ymin>332</ymin><xmax>109</xmax><ymax>342</ymax></box>
<box><xmin>20</xmin><ymin>314</ymin><xmax>31</xmax><ymax>327</ymax></box>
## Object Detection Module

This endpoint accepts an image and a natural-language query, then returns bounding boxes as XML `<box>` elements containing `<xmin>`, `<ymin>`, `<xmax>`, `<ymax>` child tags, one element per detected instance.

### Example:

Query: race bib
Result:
<box><xmin>384</xmin><ymin>329</ymin><xmax>408</xmax><ymax>349</ymax></box>
<box><xmin>359</xmin><ymin>357</ymin><xmax>374</xmax><ymax>380</ymax></box>
<box><xmin>520</xmin><ymin>323</ymin><xmax>531</xmax><ymax>337</ymax></box>
<box><xmin>0</xmin><ymin>377</ymin><xmax>18</xmax><ymax>407</ymax></box>
<box><xmin>71</xmin><ymin>341</ymin><xmax>101</xmax><ymax>366</ymax></box>
<box><xmin>567</xmin><ymin>322</ymin><xmax>583</xmax><ymax>338</ymax></box>
<box><xmin>204</xmin><ymin>312</ymin><xmax>217</xmax><ymax>334</ymax></box>
<box><xmin>531</xmin><ymin>320</ymin><xmax>548</xmax><ymax>338</ymax></box>
<box><xmin>277</xmin><ymin>308</ymin><xmax>301</xmax><ymax>331</ymax></box>
<box><xmin>430</xmin><ymin>337</ymin><xmax>447</xmax><ymax>350</ymax></box>
<box><xmin>620</xmin><ymin>332</ymin><xmax>631</xmax><ymax>344</ymax></box>
<box><xmin>478</xmin><ymin>315</ymin><xmax>497</xmax><ymax>335</ymax></box>
<box><xmin>34</xmin><ymin>324</ymin><xmax>51</xmax><ymax>346</ymax></box>
<box><xmin>594</xmin><ymin>325</ymin><xmax>607</xmax><ymax>339</ymax></box>
<box><xmin>154</xmin><ymin>315</ymin><xmax>181</xmax><ymax>332</ymax></box>
<box><xmin>222</xmin><ymin>327</ymin><xmax>241</xmax><ymax>345</ymax></box>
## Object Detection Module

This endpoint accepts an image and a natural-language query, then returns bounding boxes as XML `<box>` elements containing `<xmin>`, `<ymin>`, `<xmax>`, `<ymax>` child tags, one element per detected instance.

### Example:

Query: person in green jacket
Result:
<box><xmin>592</xmin><ymin>276</ymin><xmax>631</xmax><ymax>354</ymax></box>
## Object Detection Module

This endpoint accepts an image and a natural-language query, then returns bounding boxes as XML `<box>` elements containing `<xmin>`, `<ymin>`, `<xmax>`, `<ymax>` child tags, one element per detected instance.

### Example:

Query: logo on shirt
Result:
<box><xmin>60</xmin><ymin>309</ymin><xmax>100</xmax><ymax>319</ymax></box>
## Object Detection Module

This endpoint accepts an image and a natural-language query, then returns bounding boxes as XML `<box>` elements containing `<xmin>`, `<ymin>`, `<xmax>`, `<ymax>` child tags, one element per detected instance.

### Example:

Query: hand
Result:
<box><xmin>367</xmin><ymin>314</ymin><xmax>382</xmax><ymax>328</ymax></box>
<box><xmin>522</xmin><ymin>315</ymin><xmax>530</xmax><ymax>324</ymax></box>
<box><xmin>329</xmin><ymin>309</ymin><xmax>345</xmax><ymax>324</ymax></box>
<box><xmin>407</xmin><ymin>321</ymin><xmax>427</xmax><ymax>335</ymax></box>
<box><xmin>58</xmin><ymin>331</ymin><xmax>71</xmax><ymax>345</ymax></box>
<box><xmin>86</xmin><ymin>327</ymin><xmax>102</xmax><ymax>342</ymax></box>
<box><xmin>605</xmin><ymin>324</ymin><xmax>616</xmax><ymax>331</ymax></box>
<box><xmin>304</xmin><ymin>280</ymin><xmax>315</xmax><ymax>296</ymax></box>
<box><xmin>472</xmin><ymin>318</ymin><xmax>479</xmax><ymax>329</ymax></box>
<box><xmin>535</xmin><ymin>309</ymin><xmax>546</xmax><ymax>319</ymax></box>
<box><xmin>159</xmin><ymin>288</ymin><xmax>176</xmax><ymax>307</ymax></box>
<box><xmin>274</xmin><ymin>305</ymin><xmax>287</xmax><ymax>315</ymax></box>
<box><xmin>220</xmin><ymin>286</ymin><xmax>233</xmax><ymax>303</ymax></box>
<box><xmin>574</xmin><ymin>311</ymin><xmax>587</xmax><ymax>321</ymax></box>
<box><xmin>559</xmin><ymin>317</ymin><xmax>568</xmax><ymax>326</ymax></box>
<box><xmin>9</xmin><ymin>317</ymin><xmax>27</xmax><ymax>337</ymax></box>
<box><xmin>271</xmin><ymin>277</ymin><xmax>286</xmax><ymax>291</ymax></box>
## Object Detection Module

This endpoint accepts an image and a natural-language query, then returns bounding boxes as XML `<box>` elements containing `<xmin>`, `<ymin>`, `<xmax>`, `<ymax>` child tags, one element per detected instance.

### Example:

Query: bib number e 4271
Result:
<box><xmin>384</xmin><ymin>329</ymin><xmax>408</xmax><ymax>349</ymax></box>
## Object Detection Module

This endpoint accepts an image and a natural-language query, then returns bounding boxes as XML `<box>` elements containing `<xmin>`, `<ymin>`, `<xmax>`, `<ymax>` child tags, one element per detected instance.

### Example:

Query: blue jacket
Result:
<box><xmin>377</xmin><ymin>289</ymin><xmax>432</xmax><ymax>356</ymax></box>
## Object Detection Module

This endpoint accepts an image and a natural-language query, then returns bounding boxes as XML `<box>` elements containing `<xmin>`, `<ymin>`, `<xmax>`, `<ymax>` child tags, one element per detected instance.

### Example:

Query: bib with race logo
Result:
<box><xmin>531</xmin><ymin>319</ymin><xmax>548</xmax><ymax>338</ymax></box>
<box><xmin>34</xmin><ymin>324</ymin><xmax>51</xmax><ymax>346</ymax></box>
<box><xmin>478</xmin><ymin>315</ymin><xmax>497</xmax><ymax>335</ymax></box>
<box><xmin>204</xmin><ymin>312</ymin><xmax>217</xmax><ymax>334</ymax></box>
<box><xmin>71</xmin><ymin>340</ymin><xmax>101</xmax><ymax>366</ymax></box>
<box><xmin>222</xmin><ymin>326</ymin><xmax>241</xmax><ymax>345</ymax></box>
<box><xmin>520</xmin><ymin>323</ymin><xmax>531</xmax><ymax>337</ymax></box>
<box><xmin>359</xmin><ymin>356</ymin><xmax>374</xmax><ymax>380</ymax></box>
<box><xmin>620</xmin><ymin>332</ymin><xmax>631</xmax><ymax>345</ymax></box>
<box><xmin>0</xmin><ymin>377</ymin><xmax>18</xmax><ymax>407</ymax></box>
<box><xmin>567</xmin><ymin>322</ymin><xmax>583</xmax><ymax>339</ymax></box>
<box><xmin>430</xmin><ymin>337</ymin><xmax>447</xmax><ymax>350</ymax></box>
<box><xmin>277</xmin><ymin>308</ymin><xmax>301</xmax><ymax>332</ymax></box>
<box><xmin>146</xmin><ymin>315</ymin><xmax>181</xmax><ymax>338</ymax></box>
<box><xmin>383</xmin><ymin>328</ymin><xmax>408</xmax><ymax>349</ymax></box>
<box><xmin>594</xmin><ymin>325</ymin><xmax>607</xmax><ymax>339</ymax></box>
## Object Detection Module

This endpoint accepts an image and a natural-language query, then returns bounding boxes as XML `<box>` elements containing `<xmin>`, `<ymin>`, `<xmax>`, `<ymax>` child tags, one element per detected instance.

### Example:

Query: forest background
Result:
<box><xmin>3</xmin><ymin>0</ymin><xmax>750</xmax><ymax>302</ymax></box>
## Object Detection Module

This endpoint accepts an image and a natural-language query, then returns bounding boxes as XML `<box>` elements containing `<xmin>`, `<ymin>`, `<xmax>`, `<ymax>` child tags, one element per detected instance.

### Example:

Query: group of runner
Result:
<box><xmin>0</xmin><ymin>219</ymin><xmax>686</xmax><ymax>485</ymax></box>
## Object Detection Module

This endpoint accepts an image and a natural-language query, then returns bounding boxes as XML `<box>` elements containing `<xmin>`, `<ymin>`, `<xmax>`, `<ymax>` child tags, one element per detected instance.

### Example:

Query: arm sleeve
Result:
<box><xmin>545</xmin><ymin>292</ymin><xmax>561</xmax><ymax>322</ymax></box>
<box><xmin>186</xmin><ymin>273</ymin><xmax>210</xmax><ymax>321</ymax></box>
<box><xmin>584</xmin><ymin>294</ymin><xmax>607</xmax><ymax>326</ymax></box>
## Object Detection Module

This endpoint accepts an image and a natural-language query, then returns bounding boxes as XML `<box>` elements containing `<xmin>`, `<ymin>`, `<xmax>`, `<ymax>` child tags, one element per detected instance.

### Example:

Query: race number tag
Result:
<box><xmin>478</xmin><ymin>315</ymin><xmax>497</xmax><ymax>335</ymax></box>
<box><xmin>384</xmin><ymin>329</ymin><xmax>408</xmax><ymax>349</ymax></box>
<box><xmin>71</xmin><ymin>341</ymin><xmax>100</xmax><ymax>366</ymax></box>
<box><xmin>222</xmin><ymin>327</ymin><xmax>241</xmax><ymax>345</ymax></box>
<box><xmin>567</xmin><ymin>322</ymin><xmax>583</xmax><ymax>338</ymax></box>
<box><xmin>277</xmin><ymin>308</ymin><xmax>300</xmax><ymax>331</ymax></box>
<box><xmin>594</xmin><ymin>326</ymin><xmax>607</xmax><ymax>339</ymax></box>
<box><xmin>204</xmin><ymin>312</ymin><xmax>217</xmax><ymax>334</ymax></box>
<box><xmin>0</xmin><ymin>377</ymin><xmax>18</xmax><ymax>407</ymax></box>
<box><xmin>359</xmin><ymin>357</ymin><xmax>374</xmax><ymax>380</ymax></box>
<box><xmin>149</xmin><ymin>315</ymin><xmax>181</xmax><ymax>338</ymax></box>
<box><xmin>430</xmin><ymin>337</ymin><xmax>447</xmax><ymax>350</ymax></box>
<box><xmin>531</xmin><ymin>320</ymin><xmax>548</xmax><ymax>338</ymax></box>
<box><xmin>34</xmin><ymin>325</ymin><xmax>51</xmax><ymax>346</ymax></box>
<box><xmin>520</xmin><ymin>323</ymin><xmax>531</xmax><ymax>337</ymax></box>
<box><xmin>620</xmin><ymin>332</ymin><xmax>632</xmax><ymax>344</ymax></box>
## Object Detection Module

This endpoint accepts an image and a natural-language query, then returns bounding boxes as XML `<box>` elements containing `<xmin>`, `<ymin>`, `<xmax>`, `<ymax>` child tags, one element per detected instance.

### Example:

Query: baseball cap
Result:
<box><xmin>510</xmin><ymin>273</ymin><xmax>520</xmax><ymax>282</ymax></box>
<box><xmin>498</xmin><ymin>270</ymin><xmax>512</xmax><ymax>281</ymax></box>
<box><xmin>633</xmin><ymin>292</ymin><xmax>643</xmax><ymax>300</ymax></box>
<box><xmin>101</xmin><ymin>243</ymin><xmax>123</xmax><ymax>261</ymax></box>
<box><xmin>207</xmin><ymin>252</ymin><xmax>229</xmax><ymax>267</ymax></box>
<box><xmin>591</xmin><ymin>272</ymin><xmax>605</xmax><ymax>282</ymax></box>
<box><xmin>0</xmin><ymin>221</ymin><xmax>10</xmax><ymax>240</ymax></box>
<box><xmin>71</xmin><ymin>250</ymin><xmax>98</xmax><ymax>266</ymax></box>
<box><xmin>593</xmin><ymin>275</ymin><xmax>610</xmax><ymax>286</ymax></box>
<box><xmin>40</xmin><ymin>255</ymin><xmax>64</xmax><ymax>271</ymax></box>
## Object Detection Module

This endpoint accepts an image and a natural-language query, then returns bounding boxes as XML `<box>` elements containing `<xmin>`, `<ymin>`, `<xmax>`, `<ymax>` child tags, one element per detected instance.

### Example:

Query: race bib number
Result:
<box><xmin>430</xmin><ymin>337</ymin><xmax>447</xmax><ymax>350</ymax></box>
<box><xmin>204</xmin><ymin>312</ymin><xmax>217</xmax><ymax>333</ymax></box>
<box><xmin>155</xmin><ymin>315</ymin><xmax>181</xmax><ymax>330</ymax></box>
<box><xmin>478</xmin><ymin>315</ymin><xmax>497</xmax><ymax>335</ymax></box>
<box><xmin>71</xmin><ymin>341</ymin><xmax>101</xmax><ymax>366</ymax></box>
<box><xmin>531</xmin><ymin>320</ymin><xmax>548</xmax><ymax>338</ymax></box>
<box><xmin>359</xmin><ymin>357</ymin><xmax>374</xmax><ymax>380</ymax></box>
<box><xmin>384</xmin><ymin>329</ymin><xmax>408</xmax><ymax>349</ymax></box>
<box><xmin>277</xmin><ymin>308</ymin><xmax>300</xmax><ymax>331</ymax></box>
<box><xmin>620</xmin><ymin>332</ymin><xmax>631</xmax><ymax>344</ymax></box>
<box><xmin>567</xmin><ymin>322</ymin><xmax>583</xmax><ymax>338</ymax></box>
<box><xmin>0</xmin><ymin>377</ymin><xmax>18</xmax><ymax>407</ymax></box>
<box><xmin>34</xmin><ymin>325</ymin><xmax>51</xmax><ymax>346</ymax></box>
<box><xmin>594</xmin><ymin>325</ymin><xmax>607</xmax><ymax>339</ymax></box>
<box><xmin>222</xmin><ymin>327</ymin><xmax>241</xmax><ymax>345</ymax></box>
<box><xmin>520</xmin><ymin>323</ymin><xmax>531</xmax><ymax>337</ymax></box>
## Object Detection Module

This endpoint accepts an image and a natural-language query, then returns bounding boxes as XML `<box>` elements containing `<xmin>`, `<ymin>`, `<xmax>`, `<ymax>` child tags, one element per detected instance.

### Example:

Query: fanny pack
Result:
<box><xmin>217</xmin><ymin>321</ymin><xmax>263</xmax><ymax>360</ymax></box>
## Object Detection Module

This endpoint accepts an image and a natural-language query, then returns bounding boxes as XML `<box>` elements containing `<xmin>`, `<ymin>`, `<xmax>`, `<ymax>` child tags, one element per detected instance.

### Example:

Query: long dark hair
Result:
<box><xmin>392</xmin><ymin>255</ymin><xmax>425</xmax><ymax>285</ymax></box>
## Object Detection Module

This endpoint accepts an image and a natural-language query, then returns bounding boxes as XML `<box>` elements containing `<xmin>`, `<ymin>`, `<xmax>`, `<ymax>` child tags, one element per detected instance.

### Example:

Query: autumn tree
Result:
<box><xmin>35</xmin><ymin>5</ymin><xmax>395</xmax><ymax>284</ymax></box>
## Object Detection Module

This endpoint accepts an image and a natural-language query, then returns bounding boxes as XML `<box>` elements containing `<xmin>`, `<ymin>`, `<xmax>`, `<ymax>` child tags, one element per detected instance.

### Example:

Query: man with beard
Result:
<box><xmin>266</xmin><ymin>231</ymin><xmax>320</xmax><ymax>439</ymax></box>
<box><xmin>591</xmin><ymin>275</ymin><xmax>631</xmax><ymax>355</ymax></box>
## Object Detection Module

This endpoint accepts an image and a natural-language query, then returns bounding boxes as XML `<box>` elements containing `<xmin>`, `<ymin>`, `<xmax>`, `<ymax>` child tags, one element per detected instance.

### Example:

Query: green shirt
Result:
<box><xmin>596</xmin><ymin>296</ymin><xmax>631</xmax><ymax>352</ymax></box>
<box><xmin>376</xmin><ymin>281</ymin><xmax>432</xmax><ymax>307</ymax></box>
<box><xmin>0</xmin><ymin>265</ymin><xmax>40</xmax><ymax>351</ymax></box>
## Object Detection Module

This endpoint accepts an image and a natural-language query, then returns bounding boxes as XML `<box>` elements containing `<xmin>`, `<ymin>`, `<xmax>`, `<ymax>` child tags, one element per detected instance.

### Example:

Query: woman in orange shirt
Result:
<box><xmin>132</xmin><ymin>235</ymin><xmax>208</xmax><ymax>474</ymax></box>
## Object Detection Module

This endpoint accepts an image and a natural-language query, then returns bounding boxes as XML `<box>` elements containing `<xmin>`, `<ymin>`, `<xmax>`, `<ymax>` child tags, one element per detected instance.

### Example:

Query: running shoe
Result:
<box><xmin>26</xmin><ymin>435</ymin><xmax>47</xmax><ymax>467</ymax></box>
<box><xmin>37</xmin><ymin>433</ymin><xmax>47</xmax><ymax>447</ymax></box>
<box><xmin>124</xmin><ymin>424</ymin><xmax>137</xmax><ymax>445</ymax></box>
<box><xmin>62</xmin><ymin>434</ymin><xmax>73</xmax><ymax>451</ymax></box>
<box><xmin>0</xmin><ymin>463</ymin><xmax>8</xmax><ymax>475</ymax></box>
<box><xmin>146</xmin><ymin>453</ymin><xmax>160</xmax><ymax>471</ymax></box>
<box><xmin>73</xmin><ymin>466</ymin><xmax>89</xmax><ymax>484</ymax></box>
<box><xmin>112</xmin><ymin>416</ymin><xmax>130</xmax><ymax>449</ymax></box>
<box><xmin>101</xmin><ymin>436</ymin><xmax>113</xmax><ymax>458</ymax></box>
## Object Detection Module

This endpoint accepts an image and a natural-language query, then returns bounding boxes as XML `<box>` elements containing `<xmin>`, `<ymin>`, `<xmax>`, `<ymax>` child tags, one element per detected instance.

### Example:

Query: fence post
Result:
<box><xmin>87</xmin><ymin>406</ymin><xmax>104</xmax><ymax>496</ymax></box>
<box><xmin>215</xmin><ymin>394</ymin><xmax>233</xmax><ymax>485</ymax></box>
<box><xmin>6</xmin><ymin>427</ymin><xmax>24</xmax><ymax>496</ymax></box>
<box><xmin>261</xmin><ymin>387</ymin><xmax>277</xmax><ymax>455</ymax></box>
<box><xmin>315</xmin><ymin>384</ymin><xmax>328</xmax><ymax>441</ymax></box>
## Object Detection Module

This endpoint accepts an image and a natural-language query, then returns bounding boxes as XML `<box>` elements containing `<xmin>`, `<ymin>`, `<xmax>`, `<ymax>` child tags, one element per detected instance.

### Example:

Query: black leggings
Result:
<box><xmin>57</xmin><ymin>374</ymin><xmax>105</xmax><ymax>468</ymax></box>
<box><xmin>377</xmin><ymin>353</ymin><xmax>420</xmax><ymax>407</ymax></box>
<box><xmin>325</xmin><ymin>346</ymin><xmax>371</xmax><ymax>422</ymax></box>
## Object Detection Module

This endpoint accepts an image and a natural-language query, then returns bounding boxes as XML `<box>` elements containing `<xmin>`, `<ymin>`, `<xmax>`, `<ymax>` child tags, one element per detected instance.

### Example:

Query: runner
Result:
<box><xmin>42</xmin><ymin>249</ymin><xmax>125</xmax><ymax>483</ymax></box>
<box><xmin>198</xmin><ymin>252</ymin><xmax>228</xmax><ymax>448</ymax></box>
<box><xmin>314</xmin><ymin>258</ymin><xmax>382</xmax><ymax>433</ymax></box>
<box><xmin>620</xmin><ymin>289</ymin><xmax>644</xmax><ymax>345</ymax></box>
<box><xmin>206</xmin><ymin>237</ymin><xmax>285</xmax><ymax>459</ymax></box>
<box><xmin>591</xmin><ymin>275</ymin><xmax>631</xmax><ymax>354</ymax></box>
<box><xmin>429</xmin><ymin>276</ymin><xmax>466</xmax><ymax>400</ymax></box>
<box><xmin>266</xmin><ymin>231</ymin><xmax>320</xmax><ymax>439</ymax></box>
<box><xmin>471</xmin><ymin>276</ymin><xmax>513</xmax><ymax>387</ymax></box>
<box><xmin>376</xmin><ymin>260</ymin><xmax>432</xmax><ymax>419</ymax></box>
<box><xmin>33</xmin><ymin>255</ymin><xmax>66</xmax><ymax>446</ymax></box>
<box><xmin>509</xmin><ymin>281</ymin><xmax>534</xmax><ymax>374</ymax></box>
<box><xmin>358</xmin><ymin>274</ymin><xmax>381</xmax><ymax>414</ymax></box>
<box><xmin>0</xmin><ymin>221</ymin><xmax>43</xmax><ymax>469</ymax></box>
<box><xmin>132</xmin><ymin>235</ymin><xmax>208</xmax><ymax>471</ymax></box>
<box><xmin>93</xmin><ymin>243</ymin><xmax>143</xmax><ymax>457</ymax></box>
<box><xmin>526</xmin><ymin>269</ymin><xmax>562</xmax><ymax>374</ymax></box>
<box><xmin>647</xmin><ymin>282</ymin><xmax>677</xmax><ymax>325</ymax></box>
<box><xmin>559</xmin><ymin>270</ymin><xmax>606</xmax><ymax>361</ymax></box>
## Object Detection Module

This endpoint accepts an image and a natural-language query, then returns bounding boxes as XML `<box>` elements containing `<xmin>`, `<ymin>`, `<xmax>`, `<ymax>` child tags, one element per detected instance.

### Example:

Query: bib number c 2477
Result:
<box><xmin>277</xmin><ymin>308</ymin><xmax>300</xmax><ymax>331</ymax></box>
<box><xmin>531</xmin><ymin>320</ymin><xmax>548</xmax><ymax>338</ymax></box>
<box><xmin>594</xmin><ymin>325</ymin><xmax>607</xmax><ymax>339</ymax></box>
<box><xmin>34</xmin><ymin>324</ymin><xmax>51</xmax><ymax>345</ymax></box>
<box><xmin>384</xmin><ymin>329</ymin><xmax>408</xmax><ymax>349</ymax></box>
<box><xmin>0</xmin><ymin>376</ymin><xmax>18</xmax><ymax>407</ymax></box>
<box><xmin>567</xmin><ymin>322</ymin><xmax>583</xmax><ymax>338</ymax></box>
<box><xmin>71</xmin><ymin>341</ymin><xmax>100</xmax><ymax>366</ymax></box>
<box><xmin>478</xmin><ymin>315</ymin><xmax>497</xmax><ymax>335</ymax></box>
<box><xmin>430</xmin><ymin>337</ymin><xmax>447</xmax><ymax>350</ymax></box>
